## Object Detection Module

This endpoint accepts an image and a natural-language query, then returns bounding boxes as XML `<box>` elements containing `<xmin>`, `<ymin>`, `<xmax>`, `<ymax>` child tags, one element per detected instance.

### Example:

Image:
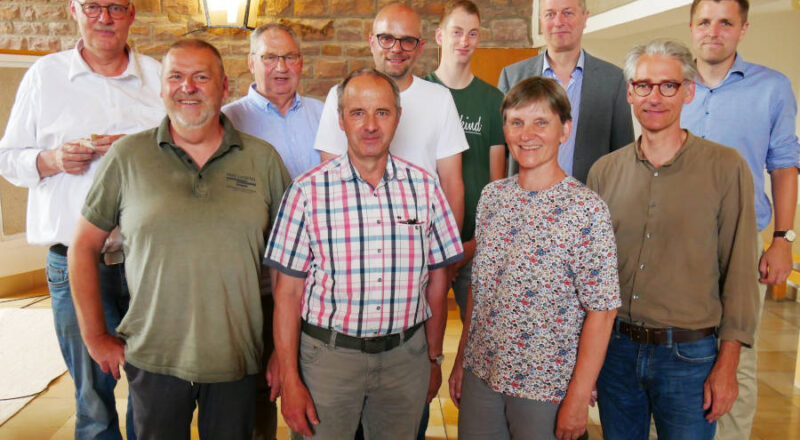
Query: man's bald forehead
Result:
<box><xmin>373</xmin><ymin>2</ymin><xmax>422</xmax><ymax>35</ymax></box>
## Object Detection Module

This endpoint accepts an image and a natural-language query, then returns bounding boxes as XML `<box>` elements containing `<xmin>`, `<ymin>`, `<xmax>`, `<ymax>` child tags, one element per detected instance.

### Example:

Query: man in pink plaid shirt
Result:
<box><xmin>266</xmin><ymin>68</ymin><xmax>464</xmax><ymax>439</ymax></box>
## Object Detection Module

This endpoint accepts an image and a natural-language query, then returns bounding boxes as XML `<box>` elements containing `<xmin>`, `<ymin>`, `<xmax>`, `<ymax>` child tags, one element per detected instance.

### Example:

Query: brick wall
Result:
<box><xmin>0</xmin><ymin>0</ymin><xmax>533</xmax><ymax>101</ymax></box>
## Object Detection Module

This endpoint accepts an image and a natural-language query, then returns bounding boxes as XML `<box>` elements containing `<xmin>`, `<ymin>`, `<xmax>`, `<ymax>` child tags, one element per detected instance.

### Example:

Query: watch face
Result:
<box><xmin>785</xmin><ymin>230</ymin><xmax>796</xmax><ymax>242</ymax></box>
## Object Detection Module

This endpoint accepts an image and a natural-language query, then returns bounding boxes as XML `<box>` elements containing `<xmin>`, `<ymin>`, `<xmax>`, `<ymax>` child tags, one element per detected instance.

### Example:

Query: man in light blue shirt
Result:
<box><xmin>542</xmin><ymin>49</ymin><xmax>583</xmax><ymax>175</ymax></box>
<box><xmin>223</xmin><ymin>23</ymin><xmax>323</xmax><ymax>179</ymax></box>
<box><xmin>221</xmin><ymin>23</ymin><xmax>323</xmax><ymax>440</ymax></box>
<box><xmin>681</xmin><ymin>1</ymin><xmax>799</xmax><ymax>439</ymax></box>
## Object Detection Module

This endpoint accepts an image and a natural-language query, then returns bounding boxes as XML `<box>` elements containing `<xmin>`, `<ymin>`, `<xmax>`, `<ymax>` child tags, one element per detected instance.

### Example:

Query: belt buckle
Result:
<box><xmin>361</xmin><ymin>336</ymin><xmax>387</xmax><ymax>354</ymax></box>
<box><xmin>628</xmin><ymin>325</ymin><xmax>650</xmax><ymax>344</ymax></box>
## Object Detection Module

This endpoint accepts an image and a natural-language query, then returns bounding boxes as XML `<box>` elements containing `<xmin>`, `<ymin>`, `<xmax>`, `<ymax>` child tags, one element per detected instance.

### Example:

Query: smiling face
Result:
<box><xmin>540</xmin><ymin>0</ymin><xmax>588</xmax><ymax>54</ymax></box>
<box><xmin>70</xmin><ymin>0</ymin><xmax>135</xmax><ymax>58</ymax></box>
<box><xmin>161</xmin><ymin>46</ymin><xmax>229</xmax><ymax>130</ymax></box>
<box><xmin>435</xmin><ymin>7</ymin><xmax>480</xmax><ymax>66</ymax></box>
<box><xmin>338</xmin><ymin>74</ymin><xmax>401</xmax><ymax>165</ymax></box>
<box><xmin>690</xmin><ymin>0</ymin><xmax>748</xmax><ymax>67</ymax></box>
<box><xmin>627</xmin><ymin>54</ymin><xmax>694</xmax><ymax>135</ymax></box>
<box><xmin>503</xmin><ymin>100</ymin><xmax>570</xmax><ymax>174</ymax></box>
<box><xmin>248</xmin><ymin>27</ymin><xmax>303</xmax><ymax>104</ymax></box>
<box><xmin>370</xmin><ymin>4</ymin><xmax>424</xmax><ymax>87</ymax></box>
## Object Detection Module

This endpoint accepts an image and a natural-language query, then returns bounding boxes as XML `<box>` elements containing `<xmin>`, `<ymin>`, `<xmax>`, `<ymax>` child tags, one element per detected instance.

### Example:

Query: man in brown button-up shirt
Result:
<box><xmin>587</xmin><ymin>39</ymin><xmax>758</xmax><ymax>440</ymax></box>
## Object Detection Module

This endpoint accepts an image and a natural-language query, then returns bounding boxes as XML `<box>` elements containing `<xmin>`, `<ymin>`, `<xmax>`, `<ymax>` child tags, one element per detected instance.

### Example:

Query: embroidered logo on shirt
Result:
<box><xmin>225</xmin><ymin>173</ymin><xmax>257</xmax><ymax>193</ymax></box>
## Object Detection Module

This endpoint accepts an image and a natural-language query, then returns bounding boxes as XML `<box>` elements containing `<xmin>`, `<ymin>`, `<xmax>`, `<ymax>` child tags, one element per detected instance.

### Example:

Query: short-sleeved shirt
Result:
<box><xmin>82</xmin><ymin>115</ymin><xmax>292</xmax><ymax>382</ymax></box>
<box><xmin>423</xmin><ymin>73</ymin><xmax>505</xmax><ymax>242</ymax></box>
<box><xmin>265</xmin><ymin>154</ymin><xmax>464</xmax><ymax>337</ymax></box>
<box><xmin>464</xmin><ymin>175</ymin><xmax>620</xmax><ymax>402</ymax></box>
<box><xmin>223</xmin><ymin>85</ymin><xmax>324</xmax><ymax>179</ymax></box>
<box><xmin>681</xmin><ymin>54</ymin><xmax>800</xmax><ymax>231</ymax></box>
<box><xmin>586</xmin><ymin>133</ymin><xmax>759</xmax><ymax>346</ymax></box>
<box><xmin>313</xmin><ymin>76</ymin><xmax>468</xmax><ymax>175</ymax></box>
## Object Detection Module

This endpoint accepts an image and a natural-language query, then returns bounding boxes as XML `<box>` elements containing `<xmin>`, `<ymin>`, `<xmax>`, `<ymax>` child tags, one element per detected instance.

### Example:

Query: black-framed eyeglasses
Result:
<box><xmin>258</xmin><ymin>53</ymin><xmax>302</xmax><ymax>67</ymax></box>
<box><xmin>630</xmin><ymin>80</ymin><xmax>688</xmax><ymax>97</ymax></box>
<box><xmin>374</xmin><ymin>33</ymin><xmax>421</xmax><ymax>52</ymax></box>
<box><xmin>76</xmin><ymin>1</ymin><xmax>130</xmax><ymax>20</ymax></box>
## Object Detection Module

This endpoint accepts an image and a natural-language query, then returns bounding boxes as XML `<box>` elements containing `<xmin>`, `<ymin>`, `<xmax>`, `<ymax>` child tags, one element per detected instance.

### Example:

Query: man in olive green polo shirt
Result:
<box><xmin>68</xmin><ymin>39</ymin><xmax>291</xmax><ymax>439</ymax></box>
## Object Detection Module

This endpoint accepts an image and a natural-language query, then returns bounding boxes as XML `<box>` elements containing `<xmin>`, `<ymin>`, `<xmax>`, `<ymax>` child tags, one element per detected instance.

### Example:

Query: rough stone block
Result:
<box><xmin>14</xmin><ymin>21</ymin><xmax>49</xmax><ymax>35</ymax></box>
<box><xmin>491</xmin><ymin>18</ymin><xmax>530</xmax><ymax>43</ymax></box>
<box><xmin>315</xmin><ymin>59</ymin><xmax>347</xmax><ymax>79</ymax></box>
<box><xmin>330</xmin><ymin>0</ymin><xmax>374</xmax><ymax>16</ymax></box>
<box><xmin>28</xmin><ymin>36</ymin><xmax>61</xmax><ymax>52</ymax></box>
<box><xmin>266</xmin><ymin>0</ymin><xmax>291</xmax><ymax>15</ymax></box>
<box><xmin>294</xmin><ymin>0</ymin><xmax>327</xmax><ymax>17</ymax></box>
<box><xmin>303</xmin><ymin>79</ymin><xmax>338</xmax><ymax>99</ymax></box>
<box><xmin>153</xmin><ymin>23</ymin><xmax>188</xmax><ymax>40</ymax></box>
<box><xmin>50</xmin><ymin>21</ymin><xmax>77</xmax><ymax>36</ymax></box>
<box><xmin>33</xmin><ymin>4</ymin><xmax>67</xmax><ymax>20</ymax></box>
<box><xmin>321</xmin><ymin>44</ymin><xmax>341</xmax><ymax>56</ymax></box>
<box><xmin>0</xmin><ymin>35</ymin><xmax>25</xmax><ymax>51</ymax></box>
<box><xmin>345</xmin><ymin>45</ymin><xmax>371</xmax><ymax>57</ymax></box>
<box><xmin>348</xmin><ymin>58</ymin><xmax>370</xmax><ymax>72</ymax></box>
<box><xmin>281</xmin><ymin>19</ymin><xmax>334</xmax><ymax>42</ymax></box>
<box><xmin>0</xmin><ymin>4</ymin><xmax>20</xmax><ymax>20</ymax></box>
<box><xmin>135</xmin><ymin>0</ymin><xmax>161</xmax><ymax>13</ymax></box>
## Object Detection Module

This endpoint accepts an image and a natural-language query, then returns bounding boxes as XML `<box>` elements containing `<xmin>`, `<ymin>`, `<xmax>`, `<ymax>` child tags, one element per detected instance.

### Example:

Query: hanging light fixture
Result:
<box><xmin>200</xmin><ymin>0</ymin><xmax>258</xmax><ymax>30</ymax></box>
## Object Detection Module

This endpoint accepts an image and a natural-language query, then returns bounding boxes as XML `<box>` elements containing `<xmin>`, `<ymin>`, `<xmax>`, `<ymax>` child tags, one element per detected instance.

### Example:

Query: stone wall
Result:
<box><xmin>0</xmin><ymin>0</ymin><xmax>534</xmax><ymax>101</ymax></box>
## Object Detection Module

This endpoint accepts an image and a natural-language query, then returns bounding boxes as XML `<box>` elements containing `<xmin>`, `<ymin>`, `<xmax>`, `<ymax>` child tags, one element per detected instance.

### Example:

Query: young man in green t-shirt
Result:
<box><xmin>424</xmin><ymin>0</ymin><xmax>506</xmax><ymax>321</ymax></box>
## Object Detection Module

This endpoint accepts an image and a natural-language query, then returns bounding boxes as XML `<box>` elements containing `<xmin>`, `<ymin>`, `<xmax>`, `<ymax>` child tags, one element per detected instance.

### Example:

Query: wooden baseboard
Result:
<box><xmin>0</xmin><ymin>268</ymin><xmax>47</xmax><ymax>298</ymax></box>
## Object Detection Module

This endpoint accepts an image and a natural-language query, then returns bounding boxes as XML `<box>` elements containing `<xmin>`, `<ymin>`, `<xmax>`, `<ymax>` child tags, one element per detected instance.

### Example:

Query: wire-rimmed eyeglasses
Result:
<box><xmin>257</xmin><ymin>53</ymin><xmax>302</xmax><ymax>67</ymax></box>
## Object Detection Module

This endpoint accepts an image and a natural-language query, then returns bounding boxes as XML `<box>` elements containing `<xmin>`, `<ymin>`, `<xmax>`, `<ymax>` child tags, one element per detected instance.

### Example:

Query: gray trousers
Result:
<box><xmin>125</xmin><ymin>363</ymin><xmax>257</xmax><ymax>440</ymax></box>
<box><xmin>299</xmin><ymin>329</ymin><xmax>430</xmax><ymax>439</ymax></box>
<box><xmin>458</xmin><ymin>370</ymin><xmax>559</xmax><ymax>440</ymax></box>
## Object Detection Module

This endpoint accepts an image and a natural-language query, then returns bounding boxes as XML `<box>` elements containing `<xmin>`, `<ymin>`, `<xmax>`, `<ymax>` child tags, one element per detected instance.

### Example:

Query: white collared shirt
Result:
<box><xmin>0</xmin><ymin>40</ymin><xmax>165</xmax><ymax>246</ymax></box>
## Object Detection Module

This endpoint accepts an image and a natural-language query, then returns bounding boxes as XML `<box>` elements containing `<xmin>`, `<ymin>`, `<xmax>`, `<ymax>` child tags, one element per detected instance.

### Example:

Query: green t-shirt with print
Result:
<box><xmin>424</xmin><ymin>73</ymin><xmax>505</xmax><ymax>242</ymax></box>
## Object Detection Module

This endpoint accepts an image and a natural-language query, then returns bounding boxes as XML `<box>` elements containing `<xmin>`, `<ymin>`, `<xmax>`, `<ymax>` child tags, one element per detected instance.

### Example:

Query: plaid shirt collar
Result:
<box><xmin>335</xmin><ymin>153</ymin><xmax>410</xmax><ymax>184</ymax></box>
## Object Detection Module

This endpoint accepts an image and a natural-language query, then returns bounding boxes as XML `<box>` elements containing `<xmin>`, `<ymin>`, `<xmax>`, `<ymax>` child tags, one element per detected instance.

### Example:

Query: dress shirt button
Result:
<box><xmin>377</xmin><ymin>219</ymin><xmax>381</xmax><ymax>224</ymax></box>
<box><xmin>377</xmin><ymin>249</ymin><xmax>382</xmax><ymax>253</ymax></box>
<box><xmin>646</xmin><ymin>232</ymin><xmax>651</xmax><ymax>239</ymax></box>
<box><xmin>654</xmin><ymin>171</ymin><xmax>659</xmax><ymax>177</ymax></box>
<box><xmin>376</xmin><ymin>306</ymin><xmax>381</xmax><ymax>311</ymax></box>
<box><xmin>377</xmin><ymin>277</ymin><xmax>382</xmax><ymax>283</ymax></box>
<box><xmin>639</xmin><ymin>263</ymin><xmax>645</xmax><ymax>270</ymax></box>
<box><xmin>633</xmin><ymin>295</ymin><xmax>639</xmax><ymax>300</ymax></box>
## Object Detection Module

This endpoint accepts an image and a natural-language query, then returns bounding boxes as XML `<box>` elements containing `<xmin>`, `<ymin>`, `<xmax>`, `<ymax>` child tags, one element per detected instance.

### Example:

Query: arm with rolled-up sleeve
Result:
<box><xmin>0</xmin><ymin>67</ymin><xmax>45</xmax><ymax>187</ymax></box>
<box><xmin>764</xmin><ymin>76</ymin><xmax>800</xmax><ymax>173</ymax></box>
<box><xmin>717</xmin><ymin>159</ymin><xmax>759</xmax><ymax>346</ymax></box>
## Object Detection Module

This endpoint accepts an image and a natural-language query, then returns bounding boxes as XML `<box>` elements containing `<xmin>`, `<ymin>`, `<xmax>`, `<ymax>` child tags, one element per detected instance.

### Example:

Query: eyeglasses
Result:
<box><xmin>76</xmin><ymin>1</ymin><xmax>130</xmax><ymax>20</ymax></box>
<box><xmin>258</xmin><ymin>53</ymin><xmax>302</xmax><ymax>67</ymax></box>
<box><xmin>374</xmin><ymin>33</ymin><xmax>421</xmax><ymax>52</ymax></box>
<box><xmin>630</xmin><ymin>80</ymin><xmax>688</xmax><ymax>97</ymax></box>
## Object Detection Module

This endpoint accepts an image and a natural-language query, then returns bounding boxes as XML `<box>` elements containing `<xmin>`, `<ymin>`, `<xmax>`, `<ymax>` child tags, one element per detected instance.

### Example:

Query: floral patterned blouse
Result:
<box><xmin>464</xmin><ymin>175</ymin><xmax>620</xmax><ymax>402</ymax></box>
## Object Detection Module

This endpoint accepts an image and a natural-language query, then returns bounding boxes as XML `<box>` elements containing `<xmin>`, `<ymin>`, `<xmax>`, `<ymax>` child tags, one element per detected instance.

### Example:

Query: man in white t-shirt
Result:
<box><xmin>315</xmin><ymin>2</ymin><xmax>467</xmax><ymax>229</ymax></box>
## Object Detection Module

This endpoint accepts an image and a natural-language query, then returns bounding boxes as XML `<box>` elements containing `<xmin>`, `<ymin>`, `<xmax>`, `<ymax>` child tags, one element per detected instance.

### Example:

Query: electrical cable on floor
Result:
<box><xmin>0</xmin><ymin>294</ymin><xmax>48</xmax><ymax>305</ymax></box>
<box><xmin>20</xmin><ymin>296</ymin><xmax>50</xmax><ymax>309</ymax></box>
<box><xmin>0</xmin><ymin>392</ymin><xmax>41</xmax><ymax>402</ymax></box>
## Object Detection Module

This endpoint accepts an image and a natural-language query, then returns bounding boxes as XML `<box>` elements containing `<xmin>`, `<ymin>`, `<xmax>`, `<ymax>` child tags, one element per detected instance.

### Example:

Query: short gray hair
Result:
<box><xmin>250</xmin><ymin>23</ymin><xmax>300</xmax><ymax>54</ymax></box>
<box><xmin>337</xmin><ymin>68</ymin><xmax>401</xmax><ymax>115</ymax></box>
<box><xmin>623</xmin><ymin>39</ymin><xmax>697</xmax><ymax>82</ymax></box>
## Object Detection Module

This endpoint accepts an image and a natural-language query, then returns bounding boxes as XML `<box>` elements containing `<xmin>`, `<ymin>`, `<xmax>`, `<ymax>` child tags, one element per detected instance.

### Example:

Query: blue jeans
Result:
<box><xmin>596</xmin><ymin>326</ymin><xmax>718</xmax><ymax>440</ymax></box>
<box><xmin>47</xmin><ymin>250</ymin><xmax>136</xmax><ymax>440</ymax></box>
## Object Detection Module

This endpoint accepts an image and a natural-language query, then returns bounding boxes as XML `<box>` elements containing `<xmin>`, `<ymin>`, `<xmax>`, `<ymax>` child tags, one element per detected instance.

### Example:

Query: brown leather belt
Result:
<box><xmin>617</xmin><ymin>320</ymin><xmax>715</xmax><ymax>345</ymax></box>
<box><xmin>301</xmin><ymin>321</ymin><xmax>422</xmax><ymax>354</ymax></box>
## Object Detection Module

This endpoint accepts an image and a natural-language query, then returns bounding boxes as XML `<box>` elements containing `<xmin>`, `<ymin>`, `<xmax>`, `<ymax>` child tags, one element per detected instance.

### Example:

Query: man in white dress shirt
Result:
<box><xmin>0</xmin><ymin>1</ymin><xmax>164</xmax><ymax>438</ymax></box>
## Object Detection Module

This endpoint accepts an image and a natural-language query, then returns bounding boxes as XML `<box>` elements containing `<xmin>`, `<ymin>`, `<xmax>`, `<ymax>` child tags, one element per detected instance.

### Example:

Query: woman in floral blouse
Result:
<box><xmin>449</xmin><ymin>77</ymin><xmax>621</xmax><ymax>440</ymax></box>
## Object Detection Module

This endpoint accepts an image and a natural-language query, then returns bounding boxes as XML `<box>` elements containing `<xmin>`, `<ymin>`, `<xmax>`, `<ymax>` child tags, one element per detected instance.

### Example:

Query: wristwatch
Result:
<box><xmin>773</xmin><ymin>229</ymin><xmax>796</xmax><ymax>243</ymax></box>
<box><xmin>430</xmin><ymin>354</ymin><xmax>444</xmax><ymax>366</ymax></box>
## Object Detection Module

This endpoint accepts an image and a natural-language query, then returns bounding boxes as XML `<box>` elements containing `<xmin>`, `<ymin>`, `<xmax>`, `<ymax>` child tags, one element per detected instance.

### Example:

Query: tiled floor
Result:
<box><xmin>1</xmin><ymin>291</ymin><xmax>798</xmax><ymax>439</ymax></box>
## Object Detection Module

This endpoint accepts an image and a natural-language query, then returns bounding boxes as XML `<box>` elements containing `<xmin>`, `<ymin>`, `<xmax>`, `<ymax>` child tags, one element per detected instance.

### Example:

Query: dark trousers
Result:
<box><xmin>125</xmin><ymin>363</ymin><xmax>257</xmax><ymax>440</ymax></box>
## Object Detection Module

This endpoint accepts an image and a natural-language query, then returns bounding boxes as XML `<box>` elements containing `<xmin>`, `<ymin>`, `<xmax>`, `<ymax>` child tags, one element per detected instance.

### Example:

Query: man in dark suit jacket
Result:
<box><xmin>498</xmin><ymin>0</ymin><xmax>633</xmax><ymax>183</ymax></box>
